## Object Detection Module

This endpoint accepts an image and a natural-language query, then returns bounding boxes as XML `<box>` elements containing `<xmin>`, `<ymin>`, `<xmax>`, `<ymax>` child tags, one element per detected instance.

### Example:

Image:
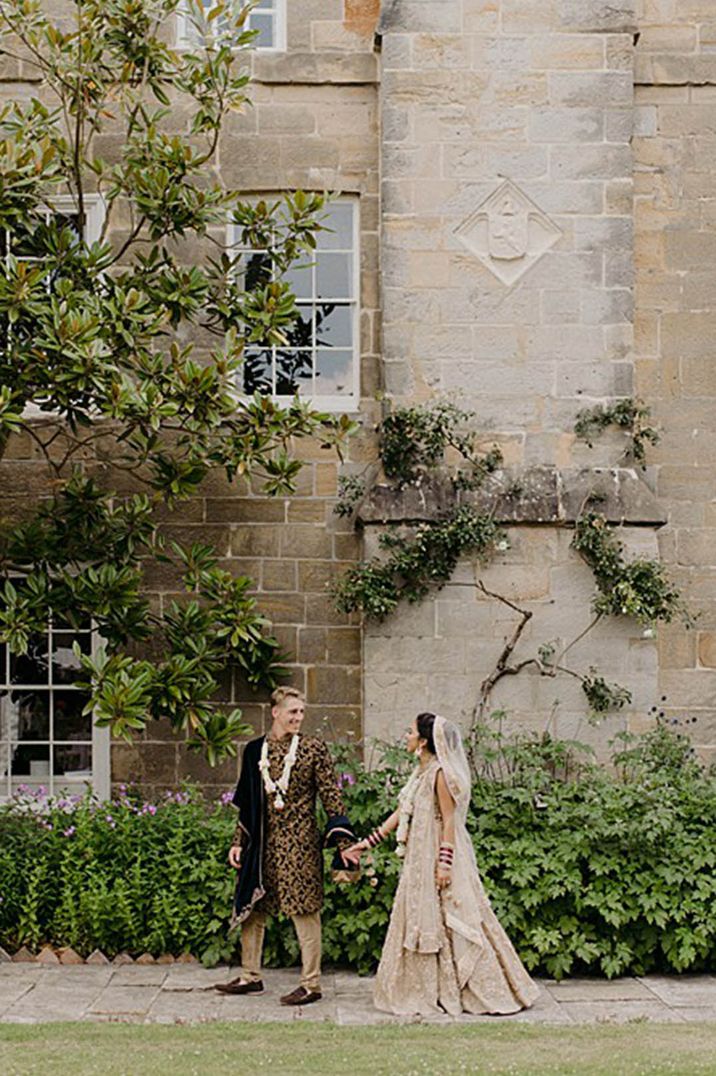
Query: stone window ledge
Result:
<box><xmin>251</xmin><ymin>51</ymin><xmax>377</xmax><ymax>85</ymax></box>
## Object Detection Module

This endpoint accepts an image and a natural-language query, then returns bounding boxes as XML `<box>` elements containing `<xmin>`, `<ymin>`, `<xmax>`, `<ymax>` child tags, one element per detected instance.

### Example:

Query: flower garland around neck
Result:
<box><xmin>259</xmin><ymin>734</ymin><xmax>300</xmax><ymax>811</ymax></box>
<box><xmin>395</xmin><ymin>765</ymin><xmax>423</xmax><ymax>858</ymax></box>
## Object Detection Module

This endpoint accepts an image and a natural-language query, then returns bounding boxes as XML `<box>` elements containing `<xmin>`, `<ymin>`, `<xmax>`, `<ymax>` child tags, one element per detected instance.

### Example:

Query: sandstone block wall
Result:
<box><xmin>364</xmin><ymin>526</ymin><xmax>660</xmax><ymax>754</ymax></box>
<box><xmin>113</xmin><ymin>5</ymin><xmax>381</xmax><ymax>791</ymax></box>
<box><xmin>364</xmin><ymin>0</ymin><xmax>716</xmax><ymax>762</ymax></box>
<box><xmin>0</xmin><ymin>1</ymin><xmax>381</xmax><ymax>794</ymax></box>
<box><xmin>379</xmin><ymin>0</ymin><xmax>637</xmax><ymax>470</ymax></box>
<box><xmin>633</xmin><ymin>0</ymin><xmax>716</xmax><ymax>762</ymax></box>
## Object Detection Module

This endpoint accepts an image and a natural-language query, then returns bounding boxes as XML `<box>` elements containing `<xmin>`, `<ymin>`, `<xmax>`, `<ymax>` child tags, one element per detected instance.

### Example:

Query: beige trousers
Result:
<box><xmin>240</xmin><ymin>908</ymin><xmax>322</xmax><ymax>992</ymax></box>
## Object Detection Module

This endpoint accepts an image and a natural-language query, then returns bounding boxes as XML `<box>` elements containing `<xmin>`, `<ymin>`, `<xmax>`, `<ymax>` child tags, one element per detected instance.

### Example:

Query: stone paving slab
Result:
<box><xmin>544</xmin><ymin>976</ymin><xmax>654</xmax><ymax>1002</ymax></box>
<box><xmin>638</xmin><ymin>974</ymin><xmax>716</xmax><ymax>1008</ymax></box>
<box><xmin>2</xmin><ymin>966</ymin><xmax>716</xmax><ymax>1026</ymax></box>
<box><xmin>89</xmin><ymin>985</ymin><xmax>162</xmax><ymax>1016</ymax></box>
<box><xmin>675</xmin><ymin>1007</ymin><xmax>716</xmax><ymax>1022</ymax></box>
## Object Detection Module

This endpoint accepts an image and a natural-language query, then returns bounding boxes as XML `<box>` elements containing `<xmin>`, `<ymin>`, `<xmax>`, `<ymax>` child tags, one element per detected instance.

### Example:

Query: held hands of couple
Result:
<box><xmin>342</xmin><ymin>824</ymin><xmax>385</xmax><ymax>866</ymax></box>
<box><xmin>341</xmin><ymin>843</ymin><xmax>364</xmax><ymax>867</ymax></box>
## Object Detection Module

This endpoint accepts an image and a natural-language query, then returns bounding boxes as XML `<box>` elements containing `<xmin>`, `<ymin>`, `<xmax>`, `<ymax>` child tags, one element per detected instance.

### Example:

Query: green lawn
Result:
<box><xmin>2</xmin><ymin>1022</ymin><xmax>716</xmax><ymax>1075</ymax></box>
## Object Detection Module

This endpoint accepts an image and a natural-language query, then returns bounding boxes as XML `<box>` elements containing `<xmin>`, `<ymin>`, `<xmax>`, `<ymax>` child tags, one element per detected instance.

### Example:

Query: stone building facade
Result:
<box><xmin>2</xmin><ymin>0</ymin><xmax>716</xmax><ymax>795</ymax></box>
<box><xmin>362</xmin><ymin>0</ymin><xmax>716</xmax><ymax>764</ymax></box>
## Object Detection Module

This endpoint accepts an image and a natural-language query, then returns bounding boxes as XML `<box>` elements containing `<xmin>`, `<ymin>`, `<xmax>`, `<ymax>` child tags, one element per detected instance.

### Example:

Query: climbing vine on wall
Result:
<box><xmin>573</xmin><ymin>398</ymin><xmax>660</xmax><ymax>464</ymax></box>
<box><xmin>572</xmin><ymin>511</ymin><xmax>685</xmax><ymax>626</ymax></box>
<box><xmin>379</xmin><ymin>400</ymin><xmax>503</xmax><ymax>490</ymax></box>
<box><xmin>334</xmin><ymin>398</ymin><xmax>685</xmax><ymax>747</ymax></box>
<box><xmin>334</xmin><ymin>506</ymin><xmax>505</xmax><ymax>621</ymax></box>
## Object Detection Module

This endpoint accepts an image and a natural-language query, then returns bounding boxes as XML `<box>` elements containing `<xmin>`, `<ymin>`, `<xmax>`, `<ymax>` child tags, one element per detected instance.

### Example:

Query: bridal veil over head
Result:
<box><xmin>433</xmin><ymin>715</ymin><xmax>471</xmax><ymax>823</ymax></box>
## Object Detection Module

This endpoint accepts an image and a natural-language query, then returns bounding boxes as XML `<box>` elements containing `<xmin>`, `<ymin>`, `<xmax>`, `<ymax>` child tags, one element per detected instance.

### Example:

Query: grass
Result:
<box><xmin>2</xmin><ymin>1022</ymin><xmax>716</xmax><ymax>1076</ymax></box>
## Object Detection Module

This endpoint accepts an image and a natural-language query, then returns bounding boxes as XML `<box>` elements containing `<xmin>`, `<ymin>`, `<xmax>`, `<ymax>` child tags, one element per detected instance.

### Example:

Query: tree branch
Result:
<box><xmin>473</xmin><ymin>580</ymin><xmax>533</xmax><ymax>724</ymax></box>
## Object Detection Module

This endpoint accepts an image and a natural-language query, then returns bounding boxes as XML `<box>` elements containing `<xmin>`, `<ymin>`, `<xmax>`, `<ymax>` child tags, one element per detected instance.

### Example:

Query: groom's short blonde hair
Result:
<box><xmin>271</xmin><ymin>685</ymin><xmax>305</xmax><ymax>708</ymax></box>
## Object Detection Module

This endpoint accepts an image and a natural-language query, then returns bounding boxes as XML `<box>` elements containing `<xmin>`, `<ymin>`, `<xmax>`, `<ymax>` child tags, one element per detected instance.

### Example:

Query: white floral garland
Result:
<box><xmin>395</xmin><ymin>765</ymin><xmax>422</xmax><ymax>858</ymax></box>
<box><xmin>259</xmin><ymin>734</ymin><xmax>299</xmax><ymax>811</ymax></box>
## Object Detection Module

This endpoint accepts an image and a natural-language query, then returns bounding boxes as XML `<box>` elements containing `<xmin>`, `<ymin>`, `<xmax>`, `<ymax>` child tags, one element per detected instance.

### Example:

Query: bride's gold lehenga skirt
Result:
<box><xmin>374</xmin><ymin>760</ymin><xmax>540</xmax><ymax>1017</ymax></box>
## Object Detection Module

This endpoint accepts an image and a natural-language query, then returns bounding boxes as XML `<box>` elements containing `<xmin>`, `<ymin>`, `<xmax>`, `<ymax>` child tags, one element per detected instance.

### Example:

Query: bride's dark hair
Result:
<box><xmin>416</xmin><ymin>712</ymin><xmax>437</xmax><ymax>754</ymax></box>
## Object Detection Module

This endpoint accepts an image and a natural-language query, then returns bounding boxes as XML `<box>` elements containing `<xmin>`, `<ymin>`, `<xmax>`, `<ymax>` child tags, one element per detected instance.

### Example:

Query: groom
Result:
<box><xmin>216</xmin><ymin>685</ymin><xmax>355</xmax><ymax>1005</ymax></box>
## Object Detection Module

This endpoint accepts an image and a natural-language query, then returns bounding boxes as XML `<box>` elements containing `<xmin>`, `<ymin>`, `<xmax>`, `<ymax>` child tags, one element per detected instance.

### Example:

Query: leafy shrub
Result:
<box><xmin>2</xmin><ymin>719</ymin><xmax>716</xmax><ymax>979</ymax></box>
<box><xmin>0</xmin><ymin>787</ymin><xmax>237</xmax><ymax>965</ymax></box>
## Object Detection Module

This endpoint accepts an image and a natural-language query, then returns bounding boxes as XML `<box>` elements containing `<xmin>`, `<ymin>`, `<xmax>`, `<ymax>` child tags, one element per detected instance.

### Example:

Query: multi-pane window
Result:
<box><xmin>233</xmin><ymin>199</ymin><xmax>360</xmax><ymax>409</ymax></box>
<box><xmin>244</xmin><ymin>0</ymin><xmax>283</xmax><ymax>48</ymax></box>
<box><xmin>3</xmin><ymin>195</ymin><xmax>105</xmax><ymax>418</ymax></box>
<box><xmin>4</xmin><ymin>194</ymin><xmax>104</xmax><ymax>264</ymax></box>
<box><xmin>1</xmin><ymin>197</ymin><xmax>108</xmax><ymax>797</ymax></box>
<box><xmin>0</xmin><ymin>601</ymin><xmax>108</xmax><ymax>799</ymax></box>
<box><xmin>179</xmin><ymin>0</ymin><xmax>285</xmax><ymax>51</ymax></box>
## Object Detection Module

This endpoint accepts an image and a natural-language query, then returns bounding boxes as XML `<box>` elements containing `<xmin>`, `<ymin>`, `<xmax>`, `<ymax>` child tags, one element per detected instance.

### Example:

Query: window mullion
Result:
<box><xmin>48</xmin><ymin>685</ymin><xmax>54</xmax><ymax>799</ymax></box>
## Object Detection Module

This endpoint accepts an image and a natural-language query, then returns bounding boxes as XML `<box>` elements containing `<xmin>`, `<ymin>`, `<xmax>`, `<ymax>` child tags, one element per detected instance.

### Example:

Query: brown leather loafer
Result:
<box><xmin>280</xmin><ymin>986</ymin><xmax>322</xmax><ymax>1006</ymax></box>
<box><xmin>215</xmin><ymin>977</ymin><xmax>264</xmax><ymax>995</ymax></box>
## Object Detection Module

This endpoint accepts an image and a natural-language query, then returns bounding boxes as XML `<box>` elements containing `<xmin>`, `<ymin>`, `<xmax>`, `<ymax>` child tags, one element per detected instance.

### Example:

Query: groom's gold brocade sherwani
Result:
<box><xmin>233</xmin><ymin>734</ymin><xmax>347</xmax><ymax>916</ymax></box>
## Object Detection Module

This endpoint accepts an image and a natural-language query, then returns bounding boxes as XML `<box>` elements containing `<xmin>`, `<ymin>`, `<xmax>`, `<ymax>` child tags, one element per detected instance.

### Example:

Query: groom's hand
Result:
<box><xmin>228</xmin><ymin>845</ymin><xmax>242</xmax><ymax>870</ymax></box>
<box><xmin>341</xmin><ymin>844</ymin><xmax>363</xmax><ymax>866</ymax></box>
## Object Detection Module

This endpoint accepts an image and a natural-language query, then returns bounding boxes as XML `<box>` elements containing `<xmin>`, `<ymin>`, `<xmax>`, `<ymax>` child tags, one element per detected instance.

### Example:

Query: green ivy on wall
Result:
<box><xmin>334</xmin><ymin>398</ymin><xmax>686</xmax><ymax>735</ymax></box>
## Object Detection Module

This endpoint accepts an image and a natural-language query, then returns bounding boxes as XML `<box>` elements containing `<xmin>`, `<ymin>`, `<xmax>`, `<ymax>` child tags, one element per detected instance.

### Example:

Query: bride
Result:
<box><xmin>345</xmin><ymin>713</ymin><xmax>540</xmax><ymax>1016</ymax></box>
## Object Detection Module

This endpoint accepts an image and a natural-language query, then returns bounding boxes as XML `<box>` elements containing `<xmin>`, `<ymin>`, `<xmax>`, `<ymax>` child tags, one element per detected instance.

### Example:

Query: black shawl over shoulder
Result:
<box><xmin>231</xmin><ymin>737</ymin><xmax>265</xmax><ymax>924</ymax></box>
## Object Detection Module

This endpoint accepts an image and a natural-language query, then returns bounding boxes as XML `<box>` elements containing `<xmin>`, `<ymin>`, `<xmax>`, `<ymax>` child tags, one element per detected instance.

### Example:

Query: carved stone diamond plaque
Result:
<box><xmin>454</xmin><ymin>179</ymin><xmax>562</xmax><ymax>286</ymax></box>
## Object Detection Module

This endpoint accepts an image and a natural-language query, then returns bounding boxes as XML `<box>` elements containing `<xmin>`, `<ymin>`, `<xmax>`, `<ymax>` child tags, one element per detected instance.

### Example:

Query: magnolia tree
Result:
<box><xmin>0</xmin><ymin>0</ymin><xmax>354</xmax><ymax>763</ymax></box>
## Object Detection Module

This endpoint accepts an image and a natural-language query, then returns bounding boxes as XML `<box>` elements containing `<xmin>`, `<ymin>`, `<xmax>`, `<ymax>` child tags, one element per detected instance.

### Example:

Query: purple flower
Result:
<box><xmin>36</xmin><ymin>786</ymin><xmax>47</xmax><ymax>798</ymax></box>
<box><xmin>219</xmin><ymin>790</ymin><xmax>233</xmax><ymax>807</ymax></box>
<box><xmin>63</xmin><ymin>826</ymin><xmax>76</xmax><ymax>838</ymax></box>
<box><xmin>141</xmin><ymin>804</ymin><xmax>157</xmax><ymax>816</ymax></box>
<box><xmin>338</xmin><ymin>772</ymin><xmax>356</xmax><ymax>789</ymax></box>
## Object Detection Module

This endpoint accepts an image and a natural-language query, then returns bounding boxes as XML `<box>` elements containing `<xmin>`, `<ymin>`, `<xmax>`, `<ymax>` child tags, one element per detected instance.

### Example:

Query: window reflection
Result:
<box><xmin>244</xmin><ymin>348</ymin><xmax>273</xmax><ymax>394</ymax></box>
<box><xmin>275</xmin><ymin>350</ymin><xmax>313</xmax><ymax>396</ymax></box>
<box><xmin>0</xmin><ymin>604</ymin><xmax>94</xmax><ymax>793</ymax></box>
<box><xmin>236</xmin><ymin>200</ymin><xmax>358</xmax><ymax>403</ymax></box>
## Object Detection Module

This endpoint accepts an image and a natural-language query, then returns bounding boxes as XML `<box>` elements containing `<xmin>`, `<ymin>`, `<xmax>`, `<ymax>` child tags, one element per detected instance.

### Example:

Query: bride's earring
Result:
<box><xmin>416</xmin><ymin>743</ymin><xmax>423</xmax><ymax>758</ymax></box>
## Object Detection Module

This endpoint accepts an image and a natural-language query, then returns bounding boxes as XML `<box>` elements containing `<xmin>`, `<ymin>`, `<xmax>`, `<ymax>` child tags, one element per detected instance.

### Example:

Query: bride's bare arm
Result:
<box><xmin>436</xmin><ymin>769</ymin><xmax>456</xmax><ymax>888</ymax></box>
<box><xmin>377</xmin><ymin>808</ymin><xmax>400</xmax><ymax>835</ymax></box>
<box><xmin>436</xmin><ymin>770</ymin><xmax>456</xmax><ymax>844</ymax></box>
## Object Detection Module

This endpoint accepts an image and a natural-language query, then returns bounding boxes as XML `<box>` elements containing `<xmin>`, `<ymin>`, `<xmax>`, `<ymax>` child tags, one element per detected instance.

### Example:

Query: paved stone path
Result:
<box><xmin>1</xmin><ymin>966</ymin><xmax>716</xmax><ymax>1026</ymax></box>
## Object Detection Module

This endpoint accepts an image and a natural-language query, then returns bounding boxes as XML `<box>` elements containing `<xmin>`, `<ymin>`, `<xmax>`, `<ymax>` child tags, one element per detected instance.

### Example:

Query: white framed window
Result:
<box><xmin>4</xmin><ymin>194</ymin><xmax>105</xmax><ymax>263</ymax></box>
<box><xmin>3</xmin><ymin>194</ymin><xmax>105</xmax><ymax>420</ymax></box>
<box><xmin>178</xmin><ymin>0</ymin><xmax>286</xmax><ymax>51</ymax></box>
<box><xmin>0</xmin><ymin>601</ymin><xmax>109</xmax><ymax>801</ymax></box>
<box><xmin>230</xmin><ymin>197</ymin><xmax>360</xmax><ymax>410</ymax></box>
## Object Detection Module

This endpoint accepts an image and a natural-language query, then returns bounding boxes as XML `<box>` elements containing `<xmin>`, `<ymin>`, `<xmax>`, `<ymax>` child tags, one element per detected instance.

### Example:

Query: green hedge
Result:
<box><xmin>2</xmin><ymin>719</ymin><xmax>716</xmax><ymax>979</ymax></box>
